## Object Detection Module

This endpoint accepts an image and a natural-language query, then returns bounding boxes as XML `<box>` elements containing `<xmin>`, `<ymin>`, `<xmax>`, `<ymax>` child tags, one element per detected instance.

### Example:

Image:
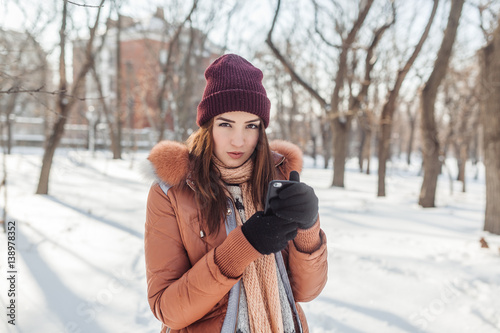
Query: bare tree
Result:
<box><xmin>441</xmin><ymin>65</ymin><xmax>480</xmax><ymax>193</ymax></box>
<box><xmin>377</xmin><ymin>0</ymin><xmax>439</xmax><ymax>197</ymax></box>
<box><xmin>1</xmin><ymin>24</ymin><xmax>51</xmax><ymax>153</ymax></box>
<box><xmin>155</xmin><ymin>0</ymin><xmax>198</xmax><ymax>142</ymax></box>
<box><xmin>401</xmin><ymin>98</ymin><xmax>419</xmax><ymax>167</ymax></box>
<box><xmin>419</xmin><ymin>0</ymin><xmax>465</xmax><ymax>207</ymax></box>
<box><xmin>258</xmin><ymin>39</ymin><xmax>315</xmax><ymax>149</ymax></box>
<box><xmin>481</xmin><ymin>17</ymin><xmax>500</xmax><ymax>235</ymax></box>
<box><xmin>454</xmin><ymin>95</ymin><xmax>478</xmax><ymax>193</ymax></box>
<box><xmin>87</xmin><ymin>11</ymin><xmax>116</xmax><ymax>155</ymax></box>
<box><xmin>0</xmin><ymin>2</ymin><xmax>56</xmax><ymax>230</ymax></box>
<box><xmin>352</xmin><ymin>7</ymin><xmax>395</xmax><ymax>173</ymax></box>
<box><xmin>36</xmin><ymin>0</ymin><xmax>106</xmax><ymax>195</ymax></box>
<box><xmin>267</xmin><ymin>0</ymin><xmax>375</xmax><ymax>187</ymax></box>
<box><xmin>113</xmin><ymin>7</ymin><xmax>123</xmax><ymax>159</ymax></box>
<box><xmin>259</xmin><ymin>51</ymin><xmax>293</xmax><ymax>141</ymax></box>
<box><xmin>172</xmin><ymin>19</ymin><xmax>216</xmax><ymax>142</ymax></box>
<box><xmin>0</xmin><ymin>113</ymin><xmax>9</xmax><ymax>230</ymax></box>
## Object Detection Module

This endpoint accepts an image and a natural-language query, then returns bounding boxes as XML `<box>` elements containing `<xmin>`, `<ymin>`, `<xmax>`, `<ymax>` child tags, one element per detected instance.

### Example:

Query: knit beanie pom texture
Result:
<box><xmin>197</xmin><ymin>54</ymin><xmax>271</xmax><ymax>128</ymax></box>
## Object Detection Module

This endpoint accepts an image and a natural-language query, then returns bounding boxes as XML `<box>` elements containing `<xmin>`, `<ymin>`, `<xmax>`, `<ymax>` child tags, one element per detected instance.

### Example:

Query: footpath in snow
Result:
<box><xmin>0</xmin><ymin>147</ymin><xmax>499</xmax><ymax>333</ymax></box>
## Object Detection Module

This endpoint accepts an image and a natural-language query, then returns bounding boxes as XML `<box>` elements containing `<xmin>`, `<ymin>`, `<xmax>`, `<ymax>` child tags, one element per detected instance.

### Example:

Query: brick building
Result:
<box><xmin>72</xmin><ymin>8</ymin><xmax>220</xmax><ymax>145</ymax></box>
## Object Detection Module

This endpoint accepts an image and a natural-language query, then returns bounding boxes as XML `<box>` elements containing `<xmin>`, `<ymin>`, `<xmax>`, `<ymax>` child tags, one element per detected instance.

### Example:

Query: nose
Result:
<box><xmin>230</xmin><ymin>129</ymin><xmax>244</xmax><ymax>147</ymax></box>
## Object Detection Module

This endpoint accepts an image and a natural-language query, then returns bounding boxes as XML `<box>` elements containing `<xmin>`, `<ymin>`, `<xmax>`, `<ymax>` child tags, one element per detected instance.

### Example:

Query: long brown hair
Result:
<box><xmin>186</xmin><ymin>118</ymin><xmax>276</xmax><ymax>235</ymax></box>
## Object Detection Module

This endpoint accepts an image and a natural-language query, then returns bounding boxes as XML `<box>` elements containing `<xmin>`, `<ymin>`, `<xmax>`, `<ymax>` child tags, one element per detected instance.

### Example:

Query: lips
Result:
<box><xmin>227</xmin><ymin>152</ymin><xmax>244</xmax><ymax>159</ymax></box>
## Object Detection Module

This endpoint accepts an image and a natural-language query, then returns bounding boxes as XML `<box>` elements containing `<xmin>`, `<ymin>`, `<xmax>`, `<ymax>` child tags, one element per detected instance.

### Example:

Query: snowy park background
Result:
<box><xmin>1</xmin><ymin>147</ymin><xmax>499</xmax><ymax>333</ymax></box>
<box><xmin>1</xmin><ymin>0</ymin><xmax>500</xmax><ymax>331</ymax></box>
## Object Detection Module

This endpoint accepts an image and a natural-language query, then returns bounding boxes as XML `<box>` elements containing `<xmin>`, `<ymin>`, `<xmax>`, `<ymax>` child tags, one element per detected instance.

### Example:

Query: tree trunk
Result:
<box><xmin>267</xmin><ymin>0</ymin><xmax>373</xmax><ymax>183</ymax></box>
<box><xmin>362</xmin><ymin>114</ymin><xmax>373</xmax><ymax>175</ymax></box>
<box><xmin>113</xmin><ymin>13</ymin><xmax>123</xmax><ymax>159</ymax></box>
<box><xmin>157</xmin><ymin>1</ymin><xmax>198</xmax><ymax>142</ymax></box>
<box><xmin>36</xmin><ymin>0</ymin><xmax>105</xmax><ymax>194</ymax></box>
<box><xmin>456</xmin><ymin>96</ymin><xmax>476</xmax><ymax>190</ymax></box>
<box><xmin>419</xmin><ymin>0</ymin><xmax>464</xmax><ymax>207</ymax></box>
<box><xmin>36</xmin><ymin>114</ymin><xmax>67</xmax><ymax>194</ymax></box>
<box><xmin>90</xmin><ymin>65</ymin><xmax>120</xmax><ymax>156</ymax></box>
<box><xmin>359</xmin><ymin>125</ymin><xmax>372</xmax><ymax>174</ymax></box>
<box><xmin>328</xmin><ymin>1</ymin><xmax>373</xmax><ymax>187</ymax></box>
<box><xmin>356</xmin><ymin>15</ymin><xmax>394</xmax><ymax>173</ymax></box>
<box><xmin>377</xmin><ymin>0</ymin><xmax>439</xmax><ymax>197</ymax></box>
<box><xmin>471</xmin><ymin>125</ymin><xmax>480</xmax><ymax>181</ymax></box>
<box><xmin>332</xmin><ymin>118</ymin><xmax>351</xmax><ymax>187</ymax></box>
<box><xmin>311</xmin><ymin>133</ymin><xmax>317</xmax><ymax>167</ymax></box>
<box><xmin>6</xmin><ymin>118</ymin><xmax>12</xmax><ymax>155</ymax></box>
<box><xmin>321</xmin><ymin>121</ymin><xmax>332</xmax><ymax>169</ymax></box>
<box><xmin>289</xmin><ymin>79</ymin><xmax>298</xmax><ymax>142</ymax></box>
<box><xmin>358</xmin><ymin>124</ymin><xmax>366</xmax><ymax>172</ymax></box>
<box><xmin>365</xmin><ymin>128</ymin><xmax>372</xmax><ymax>175</ymax></box>
<box><xmin>1</xmin><ymin>128</ymin><xmax>7</xmax><ymax>230</ymax></box>
<box><xmin>482</xmin><ymin>20</ymin><xmax>500</xmax><ymax>235</ymax></box>
<box><xmin>377</xmin><ymin>102</ymin><xmax>393</xmax><ymax>196</ymax></box>
<box><xmin>176</xmin><ymin>23</ymin><xmax>196</xmax><ymax>141</ymax></box>
<box><xmin>407</xmin><ymin>115</ymin><xmax>416</xmax><ymax>166</ymax></box>
<box><xmin>36</xmin><ymin>0</ymin><xmax>69</xmax><ymax>195</ymax></box>
<box><xmin>126</xmin><ymin>63</ymin><xmax>136</xmax><ymax>150</ymax></box>
<box><xmin>458</xmin><ymin>143</ymin><xmax>467</xmax><ymax>192</ymax></box>
<box><xmin>275</xmin><ymin>79</ymin><xmax>288</xmax><ymax>140</ymax></box>
<box><xmin>4</xmin><ymin>91</ymin><xmax>18</xmax><ymax>155</ymax></box>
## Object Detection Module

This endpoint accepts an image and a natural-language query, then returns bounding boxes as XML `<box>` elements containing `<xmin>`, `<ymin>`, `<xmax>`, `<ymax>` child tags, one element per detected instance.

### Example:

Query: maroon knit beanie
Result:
<box><xmin>197</xmin><ymin>54</ymin><xmax>271</xmax><ymax>128</ymax></box>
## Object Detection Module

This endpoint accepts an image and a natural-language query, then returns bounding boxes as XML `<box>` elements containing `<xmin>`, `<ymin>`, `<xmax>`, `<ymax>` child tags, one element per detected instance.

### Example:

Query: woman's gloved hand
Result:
<box><xmin>241</xmin><ymin>211</ymin><xmax>298</xmax><ymax>255</ymax></box>
<box><xmin>269</xmin><ymin>171</ymin><xmax>318</xmax><ymax>229</ymax></box>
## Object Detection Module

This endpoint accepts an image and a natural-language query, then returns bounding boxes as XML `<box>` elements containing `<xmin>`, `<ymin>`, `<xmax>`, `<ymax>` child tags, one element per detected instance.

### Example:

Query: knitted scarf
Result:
<box><xmin>213</xmin><ymin>157</ymin><xmax>284</xmax><ymax>333</ymax></box>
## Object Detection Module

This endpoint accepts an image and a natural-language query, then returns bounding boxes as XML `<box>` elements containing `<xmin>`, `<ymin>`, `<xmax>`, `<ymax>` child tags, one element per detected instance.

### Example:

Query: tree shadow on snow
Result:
<box><xmin>44</xmin><ymin>195</ymin><xmax>143</xmax><ymax>239</ymax></box>
<box><xmin>16</xmin><ymin>223</ymin><xmax>109</xmax><ymax>333</ymax></box>
<box><xmin>315</xmin><ymin>295</ymin><xmax>429</xmax><ymax>333</ymax></box>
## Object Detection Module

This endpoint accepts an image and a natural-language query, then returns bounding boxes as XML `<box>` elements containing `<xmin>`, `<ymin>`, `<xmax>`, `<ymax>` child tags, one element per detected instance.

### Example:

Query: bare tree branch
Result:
<box><xmin>476</xmin><ymin>0</ymin><xmax>496</xmax><ymax>42</ymax></box>
<box><xmin>36</xmin><ymin>0</ymin><xmax>106</xmax><ymax>195</ymax></box>
<box><xmin>266</xmin><ymin>0</ymin><xmax>328</xmax><ymax>108</ymax></box>
<box><xmin>0</xmin><ymin>86</ymin><xmax>88</xmax><ymax>100</ymax></box>
<box><xmin>221</xmin><ymin>1</ymin><xmax>242</xmax><ymax>52</ymax></box>
<box><xmin>312</xmin><ymin>0</ymin><xmax>342</xmax><ymax>49</ymax></box>
<box><xmin>330</xmin><ymin>0</ymin><xmax>374</xmax><ymax>116</ymax></box>
<box><xmin>352</xmin><ymin>1</ymin><xmax>396</xmax><ymax>110</ymax></box>
<box><xmin>377</xmin><ymin>0</ymin><xmax>440</xmax><ymax>197</ymax></box>
<box><xmin>156</xmin><ymin>0</ymin><xmax>198</xmax><ymax>141</ymax></box>
<box><xmin>67</xmin><ymin>0</ymin><xmax>104</xmax><ymax>8</ymax></box>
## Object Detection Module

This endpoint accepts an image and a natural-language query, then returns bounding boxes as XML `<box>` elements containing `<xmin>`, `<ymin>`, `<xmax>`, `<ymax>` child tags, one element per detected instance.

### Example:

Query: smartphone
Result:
<box><xmin>264</xmin><ymin>180</ymin><xmax>295</xmax><ymax>215</ymax></box>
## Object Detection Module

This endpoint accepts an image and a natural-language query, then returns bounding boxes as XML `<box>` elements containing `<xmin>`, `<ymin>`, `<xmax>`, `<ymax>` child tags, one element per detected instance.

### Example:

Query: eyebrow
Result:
<box><xmin>215</xmin><ymin>116</ymin><xmax>261</xmax><ymax>124</ymax></box>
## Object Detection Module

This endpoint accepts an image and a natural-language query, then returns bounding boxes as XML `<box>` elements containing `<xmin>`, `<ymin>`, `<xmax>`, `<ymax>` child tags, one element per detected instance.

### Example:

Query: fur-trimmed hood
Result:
<box><xmin>147</xmin><ymin>140</ymin><xmax>303</xmax><ymax>187</ymax></box>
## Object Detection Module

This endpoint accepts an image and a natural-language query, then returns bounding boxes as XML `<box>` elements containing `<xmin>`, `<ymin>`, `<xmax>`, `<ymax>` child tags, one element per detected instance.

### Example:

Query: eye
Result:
<box><xmin>218</xmin><ymin>122</ymin><xmax>231</xmax><ymax>127</ymax></box>
<box><xmin>247</xmin><ymin>123</ymin><xmax>260</xmax><ymax>129</ymax></box>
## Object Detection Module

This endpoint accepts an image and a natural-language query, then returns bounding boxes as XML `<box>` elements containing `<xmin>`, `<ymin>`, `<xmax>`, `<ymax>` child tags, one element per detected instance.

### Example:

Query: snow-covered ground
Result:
<box><xmin>0</xmin><ymin>147</ymin><xmax>499</xmax><ymax>333</ymax></box>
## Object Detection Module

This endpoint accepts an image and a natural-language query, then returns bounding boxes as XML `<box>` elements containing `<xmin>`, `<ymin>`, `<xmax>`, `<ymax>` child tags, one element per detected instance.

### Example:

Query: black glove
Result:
<box><xmin>269</xmin><ymin>171</ymin><xmax>318</xmax><ymax>229</ymax></box>
<box><xmin>241</xmin><ymin>211</ymin><xmax>298</xmax><ymax>255</ymax></box>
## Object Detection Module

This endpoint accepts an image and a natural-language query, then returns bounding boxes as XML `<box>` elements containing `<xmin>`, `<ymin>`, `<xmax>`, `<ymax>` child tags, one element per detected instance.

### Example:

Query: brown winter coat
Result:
<box><xmin>145</xmin><ymin>140</ymin><xmax>328</xmax><ymax>333</ymax></box>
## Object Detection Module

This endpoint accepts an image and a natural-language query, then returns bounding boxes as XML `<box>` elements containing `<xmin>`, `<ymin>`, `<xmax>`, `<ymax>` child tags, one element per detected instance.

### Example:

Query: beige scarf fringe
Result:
<box><xmin>213</xmin><ymin>157</ymin><xmax>284</xmax><ymax>333</ymax></box>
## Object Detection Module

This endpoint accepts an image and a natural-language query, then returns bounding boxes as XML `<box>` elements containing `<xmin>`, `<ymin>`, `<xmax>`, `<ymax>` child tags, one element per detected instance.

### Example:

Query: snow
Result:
<box><xmin>1</xmin><ymin>147</ymin><xmax>499</xmax><ymax>333</ymax></box>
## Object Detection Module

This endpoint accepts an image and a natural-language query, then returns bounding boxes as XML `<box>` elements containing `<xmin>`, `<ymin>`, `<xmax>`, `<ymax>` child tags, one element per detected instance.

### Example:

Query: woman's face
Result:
<box><xmin>212</xmin><ymin>111</ymin><xmax>261</xmax><ymax>168</ymax></box>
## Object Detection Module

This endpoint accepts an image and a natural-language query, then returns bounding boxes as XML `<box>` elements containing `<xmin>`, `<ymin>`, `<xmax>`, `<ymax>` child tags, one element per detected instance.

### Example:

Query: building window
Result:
<box><xmin>159</xmin><ymin>49</ymin><xmax>167</xmax><ymax>65</ymax></box>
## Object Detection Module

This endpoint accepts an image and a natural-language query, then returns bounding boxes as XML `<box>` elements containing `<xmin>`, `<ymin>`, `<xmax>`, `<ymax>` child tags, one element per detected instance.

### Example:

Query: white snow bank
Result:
<box><xmin>0</xmin><ymin>148</ymin><xmax>498</xmax><ymax>333</ymax></box>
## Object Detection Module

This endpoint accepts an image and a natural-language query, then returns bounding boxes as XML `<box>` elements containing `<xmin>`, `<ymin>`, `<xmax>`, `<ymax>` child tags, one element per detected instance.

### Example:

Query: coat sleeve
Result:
<box><xmin>145</xmin><ymin>184</ymin><xmax>261</xmax><ymax>330</ymax></box>
<box><xmin>283</xmin><ymin>220</ymin><xmax>328</xmax><ymax>302</ymax></box>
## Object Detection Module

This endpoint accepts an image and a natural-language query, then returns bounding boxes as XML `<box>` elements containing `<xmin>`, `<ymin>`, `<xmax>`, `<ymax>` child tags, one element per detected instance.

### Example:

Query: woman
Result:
<box><xmin>145</xmin><ymin>54</ymin><xmax>328</xmax><ymax>333</ymax></box>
